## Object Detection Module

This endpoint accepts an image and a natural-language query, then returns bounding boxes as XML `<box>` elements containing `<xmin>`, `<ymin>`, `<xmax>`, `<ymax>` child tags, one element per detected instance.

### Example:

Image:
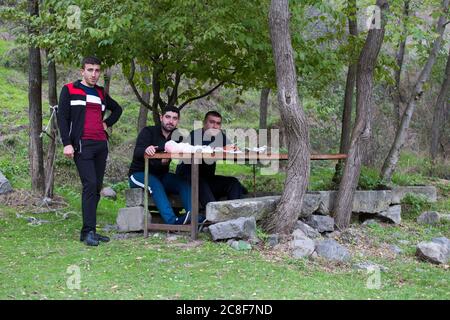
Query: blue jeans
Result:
<box><xmin>129</xmin><ymin>172</ymin><xmax>192</xmax><ymax>224</ymax></box>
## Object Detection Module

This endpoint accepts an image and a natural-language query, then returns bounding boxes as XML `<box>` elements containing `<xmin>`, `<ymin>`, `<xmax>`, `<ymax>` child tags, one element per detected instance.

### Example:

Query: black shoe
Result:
<box><xmin>83</xmin><ymin>231</ymin><xmax>99</xmax><ymax>246</ymax></box>
<box><xmin>95</xmin><ymin>233</ymin><xmax>110</xmax><ymax>243</ymax></box>
<box><xmin>80</xmin><ymin>232</ymin><xmax>110</xmax><ymax>243</ymax></box>
<box><xmin>174</xmin><ymin>211</ymin><xmax>191</xmax><ymax>225</ymax></box>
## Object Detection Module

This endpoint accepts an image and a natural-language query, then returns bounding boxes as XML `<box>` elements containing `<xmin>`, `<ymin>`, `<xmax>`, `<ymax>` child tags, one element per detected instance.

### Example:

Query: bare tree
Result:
<box><xmin>259</xmin><ymin>88</ymin><xmax>270</xmax><ymax>130</ymax></box>
<box><xmin>28</xmin><ymin>0</ymin><xmax>45</xmax><ymax>195</ymax></box>
<box><xmin>389</xmin><ymin>0</ymin><xmax>409</xmax><ymax>130</ymax></box>
<box><xmin>430</xmin><ymin>45</ymin><xmax>450</xmax><ymax>166</ymax></box>
<box><xmin>381</xmin><ymin>0</ymin><xmax>449</xmax><ymax>182</ymax></box>
<box><xmin>263</xmin><ymin>0</ymin><xmax>311</xmax><ymax>234</ymax></box>
<box><xmin>334</xmin><ymin>0</ymin><xmax>389</xmax><ymax>230</ymax></box>
<box><xmin>334</xmin><ymin>0</ymin><xmax>358</xmax><ymax>184</ymax></box>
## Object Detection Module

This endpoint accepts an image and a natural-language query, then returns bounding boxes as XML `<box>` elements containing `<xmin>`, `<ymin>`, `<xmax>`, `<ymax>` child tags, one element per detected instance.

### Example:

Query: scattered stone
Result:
<box><xmin>440</xmin><ymin>214</ymin><xmax>450</xmax><ymax>222</ymax></box>
<box><xmin>417</xmin><ymin>211</ymin><xmax>440</xmax><ymax>225</ymax></box>
<box><xmin>431</xmin><ymin>237</ymin><xmax>450</xmax><ymax>260</ymax></box>
<box><xmin>290</xmin><ymin>237</ymin><xmax>315</xmax><ymax>259</ymax></box>
<box><xmin>315</xmin><ymin>239</ymin><xmax>350</xmax><ymax>262</ymax></box>
<box><xmin>292</xmin><ymin>228</ymin><xmax>308</xmax><ymax>240</ymax></box>
<box><xmin>391</xmin><ymin>186</ymin><xmax>437</xmax><ymax>204</ymax></box>
<box><xmin>116</xmin><ymin>206</ymin><xmax>150</xmax><ymax>232</ymax></box>
<box><xmin>295</xmin><ymin>220</ymin><xmax>321</xmax><ymax>239</ymax></box>
<box><xmin>377</xmin><ymin>205</ymin><xmax>401</xmax><ymax>224</ymax></box>
<box><xmin>324</xmin><ymin>231</ymin><xmax>341</xmax><ymax>239</ymax></box>
<box><xmin>300</xmin><ymin>193</ymin><xmax>322</xmax><ymax>216</ymax></box>
<box><xmin>26</xmin><ymin>217</ymin><xmax>50</xmax><ymax>225</ymax></box>
<box><xmin>388</xmin><ymin>244</ymin><xmax>403</xmax><ymax>255</ymax></box>
<box><xmin>100</xmin><ymin>187</ymin><xmax>117</xmax><ymax>200</ymax></box>
<box><xmin>267</xmin><ymin>234</ymin><xmax>280</xmax><ymax>247</ymax></box>
<box><xmin>416</xmin><ymin>241</ymin><xmax>448</xmax><ymax>264</ymax></box>
<box><xmin>303</xmin><ymin>215</ymin><xmax>334</xmax><ymax>233</ymax></box>
<box><xmin>208</xmin><ymin>217</ymin><xmax>257</xmax><ymax>241</ymax></box>
<box><xmin>0</xmin><ymin>171</ymin><xmax>13</xmax><ymax>195</ymax></box>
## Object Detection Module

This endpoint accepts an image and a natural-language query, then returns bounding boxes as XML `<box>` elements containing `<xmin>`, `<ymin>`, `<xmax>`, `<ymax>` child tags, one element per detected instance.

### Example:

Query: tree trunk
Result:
<box><xmin>430</xmin><ymin>45</ymin><xmax>450</xmax><ymax>165</ymax></box>
<box><xmin>381</xmin><ymin>0</ymin><xmax>448</xmax><ymax>183</ymax></box>
<box><xmin>390</xmin><ymin>0</ymin><xmax>409</xmax><ymax>129</ymax></box>
<box><xmin>137</xmin><ymin>66</ymin><xmax>150</xmax><ymax>133</ymax></box>
<box><xmin>263</xmin><ymin>0</ymin><xmax>311</xmax><ymax>235</ymax></box>
<box><xmin>103</xmin><ymin>68</ymin><xmax>112</xmax><ymax>96</ymax></box>
<box><xmin>333</xmin><ymin>0</ymin><xmax>358</xmax><ymax>184</ymax></box>
<box><xmin>44</xmin><ymin>54</ymin><xmax>58</xmax><ymax>199</ymax></box>
<box><xmin>334</xmin><ymin>0</ymin><xmax>388</xmax><ymax>230</ymax></box>
<box><xmin>151</xmin><ymin>66</ymin><xmax>162</xmax><ymax>125</ymax></box>
<box><xmin>259</xmin><ymin>88</ymin><xmax>270</xmax><ymax>130</ymax></box>
<box><xmin>28</xmin><ymin>0</ymin><xmax>45</xmax><ymax>196</ymax></box>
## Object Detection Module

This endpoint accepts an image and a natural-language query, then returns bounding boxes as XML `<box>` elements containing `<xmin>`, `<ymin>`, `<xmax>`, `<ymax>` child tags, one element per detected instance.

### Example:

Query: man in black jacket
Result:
<box><xmin>128</xmin><ymin>106</ymin><xmax>201</xmax><ymax>225</ymax></box>
<box><xmin>176</xmin><ymin>111</ymin><xmax>246</xmax><ymax>209</ymax></box>
<box><xmin>57</xmin><ymin>56</ymin><xmax>122</xmax><ymax>246</ymax></box>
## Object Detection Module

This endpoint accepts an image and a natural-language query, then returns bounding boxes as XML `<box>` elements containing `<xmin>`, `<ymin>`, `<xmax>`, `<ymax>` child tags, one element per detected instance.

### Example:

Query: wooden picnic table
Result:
<box><xmin>143</xmin><ymin>152</ymin><xmax>347</xmax><ymax>240</ymax></box>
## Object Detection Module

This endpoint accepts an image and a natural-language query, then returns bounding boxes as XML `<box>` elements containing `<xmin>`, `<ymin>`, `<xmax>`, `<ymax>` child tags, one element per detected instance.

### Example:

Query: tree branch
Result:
<box><xmin>178</xmin><ymin>80</ymin><xmax>226</xmax><ymax>110</ymax></box>
<box><xmin>168</xmin><ymin>71</ymin><xmax>182</xmax><ymax>106</ymax></box>
<box><xmin>127</xmin><ymin>59</ymin><xmax>152</xmax><ymax>110</ymax></box>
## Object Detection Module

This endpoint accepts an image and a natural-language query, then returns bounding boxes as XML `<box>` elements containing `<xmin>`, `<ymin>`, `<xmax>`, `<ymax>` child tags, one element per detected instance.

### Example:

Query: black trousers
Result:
<box><xmin>198</xmin><ymin>175</ymin><xmax>244</xmax><ymax>208</ymax></box>
<box><xmin>74</xmin><ymin>140</ymin><xmax>108</xmax><ymax>235</ymax></box>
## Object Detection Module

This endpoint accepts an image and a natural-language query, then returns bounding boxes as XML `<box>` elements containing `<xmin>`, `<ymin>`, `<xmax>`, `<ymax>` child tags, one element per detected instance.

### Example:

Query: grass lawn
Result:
<box><xmin>1</xmin><ymin>182</ymin><xmax>449</xmax><ymax>300</ymax></box>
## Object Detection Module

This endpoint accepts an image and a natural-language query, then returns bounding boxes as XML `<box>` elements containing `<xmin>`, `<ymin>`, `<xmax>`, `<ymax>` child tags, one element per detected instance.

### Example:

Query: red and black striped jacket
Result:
<box><xmin>56</xmin><ymin>80</ymin><xmax>122</xmax><ymax>152</ymax></box>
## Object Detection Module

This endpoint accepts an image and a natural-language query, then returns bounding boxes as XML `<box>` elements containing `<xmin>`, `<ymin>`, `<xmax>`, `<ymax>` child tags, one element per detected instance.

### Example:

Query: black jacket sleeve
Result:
<box><xmin>104</xmin><ymin>94</ymin><xmax>123</xmax><ymax>127</ymax></box>
<box><xmin>133</xmin><ymin>127</ymin><xmax>168</xmax><ymax>173</ymax></box>
<box><xmin>56</xmin><ymin>85</ymin><xmax>72</xmax><ymax>146</ymax></box>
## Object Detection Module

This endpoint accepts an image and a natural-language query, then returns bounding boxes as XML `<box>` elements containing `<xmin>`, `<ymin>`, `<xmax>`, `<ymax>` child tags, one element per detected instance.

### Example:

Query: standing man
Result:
<box><xmin>176</xmin><ymin>111</ymin><xmax>247</xmax><ymax>209</ymax></box>
<box><xmin>128</xmin><ymin>106</ymin><xmax>203</xmax><ymax>225</ymax></box>
<box><xmin>57</xmin><ymin>56</ymin><xmax>123</xmax><ymax>246</ymax></box>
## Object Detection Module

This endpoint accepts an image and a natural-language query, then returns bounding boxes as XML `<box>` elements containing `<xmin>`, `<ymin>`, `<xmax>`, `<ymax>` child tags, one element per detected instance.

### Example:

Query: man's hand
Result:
<box><xmin>103</xmin><ymin>122</ymin><xmax>108</xmax><ymax>130</ymax></box>
<box><xmin>145</xmin><ymin>145</ymin><xmax>158</xmax><ymax>156</ymax></box>
<box><xmin>224</xmin><ymin>144</ymin><xmax>238</xmax><ymax>151</ymax></box>
<box><xmin>63</xmin><ymin>145</ymin><xmax>75</xmax><ymax>158</ymax></box>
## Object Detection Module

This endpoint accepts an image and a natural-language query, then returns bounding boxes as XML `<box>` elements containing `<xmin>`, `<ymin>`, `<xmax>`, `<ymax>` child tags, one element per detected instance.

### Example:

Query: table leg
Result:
<box><xmin>144</xmin><ymin>157</ymin><xmax>149</xmax><ymax>238</ymax></box>
<box><xmin>253</xmin><ymin>164</ymin><xmax>256</xmax><ymax>197</ymax></box>
<box><xmin>191</xmin><ymin>154</ymin><xmax>199</xmax><ymax>240</ymax></box>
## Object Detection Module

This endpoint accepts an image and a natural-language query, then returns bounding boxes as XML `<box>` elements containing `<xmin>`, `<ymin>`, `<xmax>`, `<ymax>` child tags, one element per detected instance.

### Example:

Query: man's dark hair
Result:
<box><xmin>204</xmin><ymin>111</ymin><xmax>222</xmax><ymax>121</ymax></box>
<box><xmin>81</xmin><ymin>56</ymin><xmax>102</xmax><ymax>69</ymax></box>
<box><xmin>162</xmin><ymin>105</ymin><xmax>180</xmax><ymax>117</ymax></box>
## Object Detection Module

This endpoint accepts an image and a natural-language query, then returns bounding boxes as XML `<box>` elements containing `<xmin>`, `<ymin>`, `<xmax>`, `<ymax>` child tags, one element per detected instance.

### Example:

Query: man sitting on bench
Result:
<box><xmin>176</xmin><ymin>111</ymin><xmax>247</xmax><ymax>209</ymax></box>
<box><xmin>128</xmin><ymin>106</ymin><xmax>204</xmax><ymax>225</ymax></box>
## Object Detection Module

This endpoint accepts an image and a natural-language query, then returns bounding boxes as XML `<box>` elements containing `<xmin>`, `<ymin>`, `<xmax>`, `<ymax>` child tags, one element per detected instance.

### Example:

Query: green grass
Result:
<box><xmin>1</xmin><ymin>195</ymin><xmax>449</xmax><ymax>299</ymax></box>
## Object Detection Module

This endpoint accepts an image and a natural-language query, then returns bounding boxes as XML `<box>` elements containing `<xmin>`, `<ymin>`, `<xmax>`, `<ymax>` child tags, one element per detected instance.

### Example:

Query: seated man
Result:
<box><xmin>128</xmin><ymin>106</ymin><xmax>203</xmax><ymax>224</ymax></box>
<box><xmin>176</xmin><ymin>111</ymin><xmax>247</xmax><ymax>209</ymax></box>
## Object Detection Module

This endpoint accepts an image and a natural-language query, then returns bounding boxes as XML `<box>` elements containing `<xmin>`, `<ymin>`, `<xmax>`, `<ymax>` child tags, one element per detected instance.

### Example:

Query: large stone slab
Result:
<box><xmin>352</xmin><ymin>190</ymin><xmax>392</xmax><ymax>213</ymax></box>
<box><xmin>116</xmin><ymin>206</ymin><xmax>150</xmax><ymax>232</ymax></box>
<box><xmin>391</xmin><ymin>186</ymin><xmax>437</xmax><ymax>204</ymax></box>
<box><xmin>208</xmin><ymin>217</ymin><xmax>257</xmax><ymax>241</ymax></box>
<box><xmin>316</xmin><ymin>190</ymin><xmax>392</xmax><ymax>214</ymax></box>
<box><xmin>0</xmin><ymin>171</ymin><xmax>13</xmax><ymax>194</ymax></box>
<box><xmin>206</xmin><ymin>196</ymin><xmax>278</xmax><ymax>222</ymax></box>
